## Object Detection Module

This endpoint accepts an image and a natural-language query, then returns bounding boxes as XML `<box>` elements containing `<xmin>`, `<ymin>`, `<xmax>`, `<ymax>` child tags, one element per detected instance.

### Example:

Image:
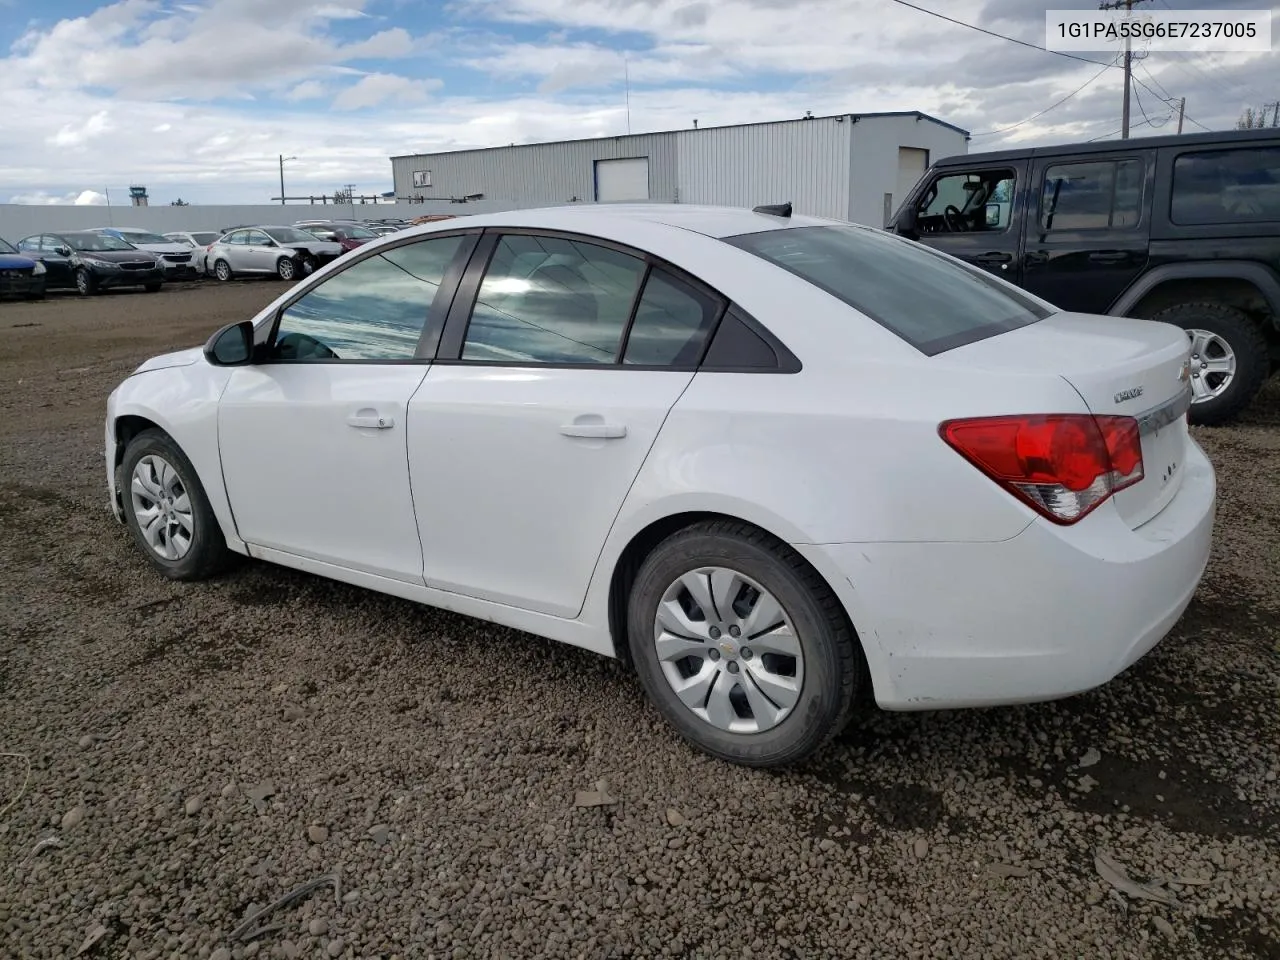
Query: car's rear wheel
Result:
<box><xmin>214</xmin><ymin>259</ymin><xmax>232</xmax><ymax>282</ymax></box>
<box><xmin>75</xmin><ymin>268</ymin><xmax>97</xmax><ymax>297</ymax></box>
<box><xmin>277</xmin><ymin>257</ymin><xmax>297</xmax><ymax>281</ymax></box>
<box><xmin>626</xmin><ymin>520</ymin><xmax>863</xmax><ymax>768</ymax></box>
<box><xmin>1150</xmin><ymin>302</ymin><xmax>1269</xmax><ymax>426</ymax></box>
<box><xmin>120</xmin><ymin>429</ymin><xmax>231</xmax><ymax>581</ymax></box>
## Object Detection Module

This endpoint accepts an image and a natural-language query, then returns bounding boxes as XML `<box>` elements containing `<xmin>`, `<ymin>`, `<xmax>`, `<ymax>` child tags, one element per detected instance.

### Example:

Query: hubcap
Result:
<box><xmin>653</xmin><ymin>567</ymin><xmax>804</xmax><ymax>735</ymax></box>
<box><xmin>1185</xmin><ymin>328</ymin><xmax>1236</xmax><ymax>402</ymax></box>
<box><xmin>217</xmin><ymin>263</ymin><xmax>229</xmax><ymax>280</ymax></box>
<box><xmin>77</xmin><ymin>273</ymin><xmax>87</xmax><ymax>292</ymax></box>
<box><xmin>130</xmin><ymin>455</ymin><xmax>194</xmax><ymax>561</ymax></box>
<box><xmin>281</xmin><ymin>260</ymin><xmax>294</xmax><ymax>279</ymax></box>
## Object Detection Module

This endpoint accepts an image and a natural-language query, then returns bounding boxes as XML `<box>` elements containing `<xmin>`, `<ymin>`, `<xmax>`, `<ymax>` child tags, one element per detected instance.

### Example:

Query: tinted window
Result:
<box><xmin>272</xmin><ymin>235</ymin><xmax>465</xmax><ymax>361</ymax></box>
<box><xmin>1040</xmin><ymin>159</ymin><xmax>1144</xmax><ymax>231</ymax></box>
<box><xmin>622</xmin><ymin>269</ymin><xmax>721</xmax><ymax>366</ymax></box>
<box><xmin>725</xmin><ymin>225</ymin><xmax>1051</xmax><ymax>355</ymax></box>
<box><xmin>1171</xmin><ymin>146</ymin><xmax>1280</xmax><ymax>225</ymax></box>
<box><xmin>461</xmin><ymin>234</ymin><xmax>646</xmax><ymax>364</ymax></box>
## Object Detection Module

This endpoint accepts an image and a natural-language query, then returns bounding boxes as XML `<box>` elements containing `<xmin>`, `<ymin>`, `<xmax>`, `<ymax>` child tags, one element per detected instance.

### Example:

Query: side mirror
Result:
<box><xmin>985</xmin><ymin>203</ymin><xmax>1002</xmax><ymax>228</ymax></box>
<box><xmin>204</xmin><ymin>319</ymin><xmax>255</xmax><ymax>367</ymax></box>
<box><xmin>895</xmin><ymin>204</ymin><xmax>918</xmax><ymax>238</ymax></box>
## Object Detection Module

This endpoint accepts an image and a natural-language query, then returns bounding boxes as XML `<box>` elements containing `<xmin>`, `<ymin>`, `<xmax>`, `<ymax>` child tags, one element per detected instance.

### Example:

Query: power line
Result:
<box><xmin>1086</xmin><ymin>112</ymin><xmax>1173</xmax><ymax>141</ymax></box>
<box><xmin>886</xmin><ymin>0</ymin><xmax>1116</xmax><ymax>67</ymax></box>
<box><xmin>1131</xmin><ymin>74</ymin><xmax>1210</xmax><ymax>130</ymax></box>
<box><xmin>971</xmin><ymin>56</ymin><xmax>1119</xmax><ymax>137</ymax></box>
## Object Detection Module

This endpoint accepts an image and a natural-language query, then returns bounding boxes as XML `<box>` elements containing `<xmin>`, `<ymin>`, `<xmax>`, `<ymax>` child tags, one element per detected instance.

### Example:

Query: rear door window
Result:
<box><xmin>1039</xmin><ymin>159</ymin><xmax>1145</xmax><ymax>231</ymax></box>
<box><xmin>725</xmin><ymin>224</ymin><xmax>1051</xmax><ymax>355</ymax></box>
<box><xmin>1170</xmin><ymin>145</ymin><xmax>1280</xmax><ymax>224</ymax></box>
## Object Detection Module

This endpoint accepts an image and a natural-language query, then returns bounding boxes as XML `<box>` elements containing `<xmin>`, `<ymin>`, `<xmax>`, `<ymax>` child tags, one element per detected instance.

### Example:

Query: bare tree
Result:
<box><xmin>1236</xmin><ymin>107</ymin><xmax>1268</xmax><ymax>130</ymax></box>
<box><xmin>331</xmin><ymin>187</ymin><xmax>352</xmax><ymax>204</ymax></box>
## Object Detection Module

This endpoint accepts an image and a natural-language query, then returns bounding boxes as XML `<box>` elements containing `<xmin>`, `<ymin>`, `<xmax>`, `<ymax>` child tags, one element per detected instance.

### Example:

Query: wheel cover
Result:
<box><xmin>280</xmin><ymin>259</ymin><xmax>295</xmax><ymax>279</ymax></box>
<box><xmin>1185</xmin><ymin>328</ymin><xmax>1236</xmax><ymax>402</ymax></box>
<box><xmin>216</xmin><ymin>262</ymin><xmax>229</xmax><ymax>280</ymax></box>
<box><xmin>653</xmin><ymin>566</ymin><xmax>805</xmax><ymax>735</ymax></box>
<box><xmin>76</xmin><ymin>271</ymin><xmax>88</xmax><ymax>293</ymax></box>
<box><xmin>130</xmin><ymin>454</ymin><xmax>194</xmax><ymax>561</ymax></box>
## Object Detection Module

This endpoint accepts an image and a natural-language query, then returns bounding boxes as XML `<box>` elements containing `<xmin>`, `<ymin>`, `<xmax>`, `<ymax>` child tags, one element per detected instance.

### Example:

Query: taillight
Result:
<box><xmin>939</xmin><ymin>413</ymin><xmax>1144</xmax><ymax>525</ymax></box>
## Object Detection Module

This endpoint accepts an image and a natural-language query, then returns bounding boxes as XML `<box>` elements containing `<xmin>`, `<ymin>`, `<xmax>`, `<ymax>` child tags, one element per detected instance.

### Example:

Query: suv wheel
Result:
<box><xmin>1149</xmin><ymin>302</ymin><xmax>1269</xmax><ymax>426</ymax></box>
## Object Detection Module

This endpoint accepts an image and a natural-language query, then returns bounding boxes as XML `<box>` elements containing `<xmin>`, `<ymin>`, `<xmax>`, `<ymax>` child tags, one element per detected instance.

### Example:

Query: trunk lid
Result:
<box><xmin>945</xmin><ymin>312</ymin><xmax>1193</xmax><ymax>529</ymax></box>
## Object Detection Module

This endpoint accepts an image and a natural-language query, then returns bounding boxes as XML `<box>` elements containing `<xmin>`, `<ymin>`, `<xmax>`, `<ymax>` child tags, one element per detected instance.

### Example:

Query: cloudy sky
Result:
<box><xmin>2</xmin><ymin>0</ymin><xmax>1276</xmax><ymax>205</ymax></box>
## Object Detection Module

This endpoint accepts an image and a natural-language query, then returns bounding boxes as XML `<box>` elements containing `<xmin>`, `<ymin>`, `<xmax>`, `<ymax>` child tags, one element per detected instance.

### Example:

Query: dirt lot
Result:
<box><xmin>2</xmin><ymin>283</ymin><xmax>1278</xmax><ymax>960</ymax></box>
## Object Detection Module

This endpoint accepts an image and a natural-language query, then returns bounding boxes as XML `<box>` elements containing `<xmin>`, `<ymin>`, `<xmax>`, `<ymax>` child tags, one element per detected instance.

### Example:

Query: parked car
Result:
<box><xmin>365</xmin><ymin>224</ymin><xmax>403</xmax><ymax>236</ymax></box>
<box><xmin>17</xmin><ymin>231</ymin><xmax>164</xmax><ymax>295</ymax></box>
<box><xmin>104</xmin><ymin>203</ymin><xmax>1215</xmax><ymax>768</ymax></box>
<box><xmin>205</xmin><ymin>225</ymin><xmax>346</xmax><ymax>282</ymax></box>
<box><xmin>163</xmin><ymin>231</ymin><xmax>223</xmax><ymax>274</ymax></box>
<box><xmin>0</xmin><ymin>236</ymin><xmax>47</xmax><ymax>300</ymax></box>
<box><xmin>90</xmin><ymin>227</ymin><xmax>199</xmax><ymax>280</ymax></box>
<box><xmin>293</xmin><ymin>220</ymin><xmax>380</xmax><ymax>252</ymax></box>
<box><xmin>888</xmin><ymin>127</ymin><xmax>1280</xmax><ymax>426</ymax></box>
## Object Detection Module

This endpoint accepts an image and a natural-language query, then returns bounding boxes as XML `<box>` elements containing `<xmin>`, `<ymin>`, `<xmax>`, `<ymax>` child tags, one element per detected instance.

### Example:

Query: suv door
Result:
<box><xmin>1021</xmin><ymin>153</ymin><xmax>1152</xmax><ymax>314</ymax></box>
<box><xmin>407</xmin><ymin>229</ymin><xmax>725</xmax><ymax>618</ymax></box>
<box><xmin>902</xmin><ymin>163</ymin><xmax>1027</xmax><ymax>281</ymax></box>
<box><xmin>216</xmin><ymin>232</ymin><xmax>477</xmax><ymax>582</ymax></box>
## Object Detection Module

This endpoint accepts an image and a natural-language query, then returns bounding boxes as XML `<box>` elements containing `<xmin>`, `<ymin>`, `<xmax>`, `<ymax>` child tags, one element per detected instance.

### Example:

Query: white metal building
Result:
<box><xmin>389</xmin><ymin>111</ymin><xmax>970</xmax><ymax>228</ymax></box>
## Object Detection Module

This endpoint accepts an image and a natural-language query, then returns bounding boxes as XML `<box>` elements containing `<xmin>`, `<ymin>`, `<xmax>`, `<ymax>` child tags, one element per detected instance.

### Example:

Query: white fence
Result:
<box><xmin>0</xmin><ymin>198</ymin><xmax>570</xmax><ymax>242</ymax></box>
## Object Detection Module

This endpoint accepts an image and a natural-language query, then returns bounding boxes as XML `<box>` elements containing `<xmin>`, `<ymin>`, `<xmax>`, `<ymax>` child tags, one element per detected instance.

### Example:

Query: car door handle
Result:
<box><xmin>346</xmin><ymin>413</ymin><xmax>394</xmax><ymax>430</ymax></box>
<box><xmin>1088</xmin><ymin>251</ymin><xmax>1130</xmax><ymax>263</ymax></box>
<box><xmin>972</xmin><ymin>252</ymin><xmax>1013</xmax><ymax>265</ymax></box>
<box><xmin>560</xmin><ymin>422</ymin><xmax>627</xmax><ymax>439</ymax></box>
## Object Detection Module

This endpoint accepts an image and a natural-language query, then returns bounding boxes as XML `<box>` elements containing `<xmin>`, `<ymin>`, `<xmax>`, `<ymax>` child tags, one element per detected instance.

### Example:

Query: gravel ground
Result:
<box><xmin>1</xmin><ymin>283</ymin><xmax>1278</xmax><ymax>960</ymax></box>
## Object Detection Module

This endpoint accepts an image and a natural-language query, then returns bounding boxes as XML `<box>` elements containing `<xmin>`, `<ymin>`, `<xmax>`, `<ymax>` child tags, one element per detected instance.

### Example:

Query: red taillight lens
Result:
<box><xmin>940</xmin><ymin>413</ymin><xmax>1144</xmax><ymax>524</ymax></box>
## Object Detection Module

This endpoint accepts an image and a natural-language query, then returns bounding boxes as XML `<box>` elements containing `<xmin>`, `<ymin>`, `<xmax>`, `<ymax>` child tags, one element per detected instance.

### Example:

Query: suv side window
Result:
<box><xmin>917</xmin><ymin>169</ymin><xmax>1016</xmax><ymax>233</ymax></box>
<box><xmin>460</xmin><ymin>233</ymin><xmax>647</xmax><ymax>364</ymax></box>
<box><xmin>271</xmin><ymin>235</ymin><xmax>466</xmax><ymax>361</ymax></box>
<box><xmin>1171</xmin><ymin>146</ymin><xmax>1280</xmax><ymax>225</ymax></box>
<box><xmin>1040</xmin><ymin>159</ymin><xmax>1144</xmax><ymax>231</ymax></box>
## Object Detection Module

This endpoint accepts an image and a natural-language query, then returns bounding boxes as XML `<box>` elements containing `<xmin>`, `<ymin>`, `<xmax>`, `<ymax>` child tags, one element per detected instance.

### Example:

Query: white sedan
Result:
<box><xmin>104</xmin><ymin>203</ymin><xmax>1216</xmax><ymax>767</ymax></box>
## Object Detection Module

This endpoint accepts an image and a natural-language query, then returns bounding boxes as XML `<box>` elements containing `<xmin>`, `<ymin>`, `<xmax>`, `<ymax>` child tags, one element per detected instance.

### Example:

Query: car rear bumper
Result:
<box><xmin>798</xmin><ymin>436</ymin><xmax>1217</xmax><ymax>710</ymax></box>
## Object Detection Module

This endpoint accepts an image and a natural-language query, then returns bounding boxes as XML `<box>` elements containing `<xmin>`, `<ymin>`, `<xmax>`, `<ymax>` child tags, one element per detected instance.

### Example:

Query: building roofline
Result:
<box><xmin>389</xmin><ymin>110</ymin><xmax>971</xmax><ymax>161</ymax></box>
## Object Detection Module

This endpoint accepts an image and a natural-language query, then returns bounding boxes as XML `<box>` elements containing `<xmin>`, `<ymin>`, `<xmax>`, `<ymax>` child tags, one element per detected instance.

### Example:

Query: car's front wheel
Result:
<box><xmin>120</xmin><ymin>429</ymin><xmax>231</xmax><ymax>581</ymax></box>
<box><xmin>75</xmin><ymin>268</ymin><xmax>97</xmax><ymax>297</ymax></box>
<box><xmin>626</xmin><ymin>520</ymin><xmax>864</xmax><ymax>768</ymax></box>
<box><xmin>277</xmin><ymin>257</ymin><xmax>297</xmax><ymax>281</ymax></box>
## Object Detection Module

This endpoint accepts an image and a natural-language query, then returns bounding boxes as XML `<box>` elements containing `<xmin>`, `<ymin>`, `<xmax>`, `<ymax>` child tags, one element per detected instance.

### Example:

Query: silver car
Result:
<box><xmin>206</xmin><ymin>225</ymin><xmax>346</xmax><ymax>282</ymax></box>
<box><xmin>163</xmin><ymin>231</ymin><xmax>223</xmax><ymax>275</ymax></box>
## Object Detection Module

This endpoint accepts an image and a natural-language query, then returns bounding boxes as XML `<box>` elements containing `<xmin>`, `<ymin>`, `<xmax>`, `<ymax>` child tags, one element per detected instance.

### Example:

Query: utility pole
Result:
<box><xmin>1268</xmin><ymin>101</ymin><xmax>1280</xmax><ymax>127</ymax></box>
<box><xmin>1177</xmin><ymin>96</ymin><xmax>1185</xmax><ymax>134</ymax></box>
<box><xmin>1100</xmin><ymin>0</ymin><xmax>1151</xmax><ymax>139</ymax></box>
<box><xmin>278</xmin><ymin>155</ymin><xmax>297</xmax><ymax>206</ymax></box>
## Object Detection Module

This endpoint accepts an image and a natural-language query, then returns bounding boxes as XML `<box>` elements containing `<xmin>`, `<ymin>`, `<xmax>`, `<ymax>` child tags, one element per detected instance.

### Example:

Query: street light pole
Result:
<box><xmin>278</xmin><ymin>155</ymin><xmax>297</xmax><ymax>205</ymax></box>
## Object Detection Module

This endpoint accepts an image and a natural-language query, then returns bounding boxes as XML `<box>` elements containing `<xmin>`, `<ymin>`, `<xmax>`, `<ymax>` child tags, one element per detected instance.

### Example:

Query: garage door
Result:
<box><xmin>595</xmin><ymin>157</ymin><xmax>650</xmax><ymax>202</ymax></box>
<box><xmin>895</xmin><ymin>147</ymin><xmax>930</xmax><ymax>213</ymax></box>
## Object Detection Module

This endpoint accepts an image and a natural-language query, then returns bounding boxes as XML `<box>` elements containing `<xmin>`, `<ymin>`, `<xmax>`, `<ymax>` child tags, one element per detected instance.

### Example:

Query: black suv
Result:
<box><xmin>889</xmin><ymin>128</ymin><xmax>1280</xmax><ymax>425</ymax></box>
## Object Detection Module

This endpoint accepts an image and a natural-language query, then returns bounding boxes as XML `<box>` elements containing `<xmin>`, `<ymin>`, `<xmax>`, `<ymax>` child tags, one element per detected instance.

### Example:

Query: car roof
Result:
<box><xmin>933</xmin><ymin>126</ymin><xmax>1280</xmax><ymax>168</ymax></box>
<box><xmin>403</xmin><ymin>203</ymin><xmax>847</xmax><ymax>240</ymax></box>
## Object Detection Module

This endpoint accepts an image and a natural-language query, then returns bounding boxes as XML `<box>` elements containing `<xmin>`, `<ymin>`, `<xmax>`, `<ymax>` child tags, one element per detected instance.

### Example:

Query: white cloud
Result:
<box><xmin>48</xmin><ymin>110</ymin><xmax>113</xmax><ymax>148</ymax></box>
<box><xmin>331</xmin><ymin>73</ymin><xmax>442</xmax><ymax>110</ymax></box>
<box><xmin>284</xmin><ymin>80</ymin><xmax>330</xmax><ymax>101</ymax></box>
<box><xmin>8</xmin><ymin>189</ymin><xmax>108</xmax><ymax>205</ymax></box>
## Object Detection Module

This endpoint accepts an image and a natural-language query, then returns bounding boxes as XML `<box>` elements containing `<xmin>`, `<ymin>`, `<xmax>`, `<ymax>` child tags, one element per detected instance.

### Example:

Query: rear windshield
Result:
<box><xmin>191</xmin><ymin>232</ymin><xmax>220</xmax><ymax>245</ymax></box>
<box><xmin>724</xmin><ymin>225</ymin><xmax>1051</xmax><ymax>355</ymax></box>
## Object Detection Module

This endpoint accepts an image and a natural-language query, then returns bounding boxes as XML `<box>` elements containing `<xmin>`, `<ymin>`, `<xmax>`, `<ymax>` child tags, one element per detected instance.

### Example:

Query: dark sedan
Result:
<box><xmin>16</xmin><ymin>232</ymin><xmax>165</xmax><ymax>296</ymax></box>
<box><xmin>0</xmin><ymin>236</ymin><xmax>47</xmax><ymax>300</ymax></box>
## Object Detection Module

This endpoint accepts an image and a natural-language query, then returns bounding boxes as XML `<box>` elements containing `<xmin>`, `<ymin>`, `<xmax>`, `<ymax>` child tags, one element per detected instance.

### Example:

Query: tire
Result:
<box><xmin>75</xmin><ymin>268</ymin><xmax>97</xmax><ymax>297</ymax></box>
<box><xmin>276</xmin><ymin>257</ymin><xmax>297</xmax><ymax>281</ymax></box>
<box><xmin>1150</xmin><ymin>302</ymin><xmax>1269</xmax><ymax>426</ymax></box>
<box><xmin>120</xmin><ymin>429</ymin><xmax>232</xmax><ymax>581</ymax></box>
<box><xmin>213</xmin><ymin>259</ymin><xmax>232</xmax><ymax>282</ymax></box>
<box><xmin>301</xmin><ymin>256</ymin><xmax>318</xmax><ymax>276</ymax></box>
<box><xmin>626</xmin><ymin>520</ymin><xmax>864</xmax><ymax>768</ymax></box>
<box><xmin>144</xmin><ymin>283</ymin><xmax>162</xmax><ymax>293</ymax></box>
